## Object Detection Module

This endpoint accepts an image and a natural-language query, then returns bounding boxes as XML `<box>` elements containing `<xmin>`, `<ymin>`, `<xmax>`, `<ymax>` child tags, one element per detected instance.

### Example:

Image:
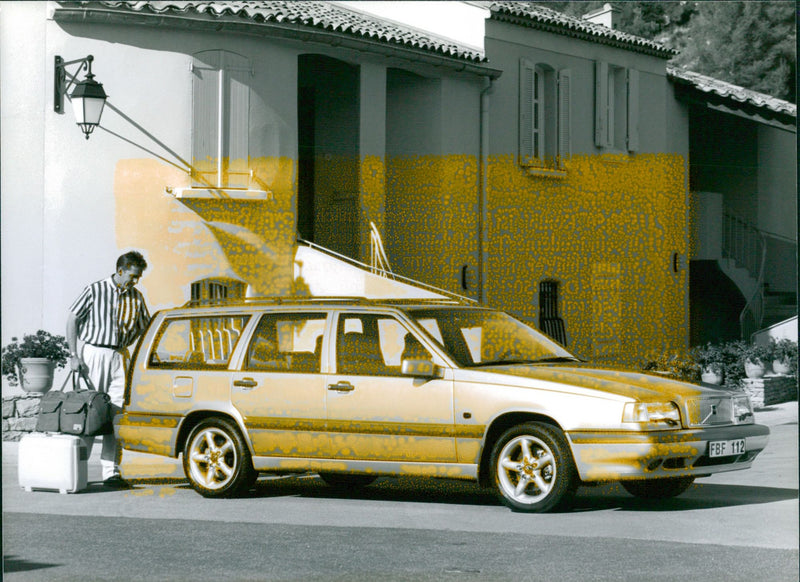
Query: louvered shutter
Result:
<box><xmin>594</xmin><ymin>61</ymin><xmax>609</xmax><ymax>148</ymax></box>
<box><xmin>626</xmin><ymin>68</ymin><xmax>639</xmax><ymax>152</ymax></box>
<box><xmin>557</xmin><ymin>69</ymin><xmax>571</xmax><ymax>167</ymax></box>
<box><xmin>192</xmin><ymin>52</ymin><xmax>221</xmax><ymax>188</ymax></box>
<box><xmin>227</xmin><ymin>65</ymin><xmax>251</xmax><ymax>188</ymax></box>
<box><xmin>519</xmin><ymin>58</ymin><xmax>534</xmax><ymax>162</ymax></box>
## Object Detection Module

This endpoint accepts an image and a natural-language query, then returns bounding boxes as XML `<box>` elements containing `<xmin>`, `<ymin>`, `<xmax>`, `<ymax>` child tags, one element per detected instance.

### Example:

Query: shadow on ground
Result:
<box><xmin>125</xmin><ymin>474</ymin><xmax>798</xmax><ymax>513</ymax></box>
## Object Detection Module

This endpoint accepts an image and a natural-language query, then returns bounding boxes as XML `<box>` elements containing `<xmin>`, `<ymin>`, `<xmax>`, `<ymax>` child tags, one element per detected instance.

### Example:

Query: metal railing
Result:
<box><xmin>722</xmin><ymin>210</ymin><xmax>767</xmax><ymax>339</ymax></box>
<box><xmin>369</xmin><ymin>221</ymin><xmax>394</xmax><ymax>279</ymax></box>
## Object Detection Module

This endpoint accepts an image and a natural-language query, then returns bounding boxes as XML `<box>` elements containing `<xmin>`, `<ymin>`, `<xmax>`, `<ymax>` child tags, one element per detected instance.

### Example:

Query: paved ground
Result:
<box><xmin>2</xmin><ymin>402</ymin><xmax>797</xmax><ymax>581</ymax></box>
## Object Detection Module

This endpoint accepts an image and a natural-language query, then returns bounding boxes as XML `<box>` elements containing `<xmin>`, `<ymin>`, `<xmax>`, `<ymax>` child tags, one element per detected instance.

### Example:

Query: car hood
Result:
<box><xmin>460</xmin><ymin>363</ymin><xmax>723</xmax><ymax>401</ymax></box>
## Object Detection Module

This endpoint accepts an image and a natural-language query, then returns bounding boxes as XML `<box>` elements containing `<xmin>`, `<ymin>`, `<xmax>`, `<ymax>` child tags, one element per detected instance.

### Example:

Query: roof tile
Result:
<box><xmin>92</xmin><ymin>1</ymin><xmax>486</xmax><ymax>62</ymax></box>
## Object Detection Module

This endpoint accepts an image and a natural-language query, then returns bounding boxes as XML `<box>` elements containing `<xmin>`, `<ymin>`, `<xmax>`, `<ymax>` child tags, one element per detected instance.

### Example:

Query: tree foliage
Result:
<box><xmin>544</xmin><ymin>1</ymin><xmax>796</xmax><ymax>103</ymax></box>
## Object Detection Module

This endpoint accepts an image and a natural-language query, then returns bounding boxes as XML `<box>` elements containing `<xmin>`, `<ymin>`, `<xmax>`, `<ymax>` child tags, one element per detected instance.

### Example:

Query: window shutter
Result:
<box><xmin>557</xmin><ymin>69</ymin><xmax>571</xmax><ymax>166</ymax></box>
<box><xmin>594</xmin><ymin>61</ymin><xmax>608</xmax><ymax>148</ymax></box>
<box><xmin>519</xmin><ymin>58</ymin><xmax>534</xmax><ymax>161</ymax></box>
<box><xmin>227</xmin><ymin>67</ymin><xmax>251</xmax><ymax>188</ymax></box>
<box><xmin>626</xmin><ymin>68</ymin><xmax>639</xmax><ymax>152</ymax></box>
<box><xmin>192</xmin><ymin>53</ymin><xmax>221</xmax><ymax>188</ymax></box>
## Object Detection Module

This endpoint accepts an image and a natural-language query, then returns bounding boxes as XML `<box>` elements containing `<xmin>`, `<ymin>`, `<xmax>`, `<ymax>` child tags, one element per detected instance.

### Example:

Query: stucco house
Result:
<box><xmin>1</xmin><ymin>1</ymin><xmax>795</xmax><ymax>388</ymax></box>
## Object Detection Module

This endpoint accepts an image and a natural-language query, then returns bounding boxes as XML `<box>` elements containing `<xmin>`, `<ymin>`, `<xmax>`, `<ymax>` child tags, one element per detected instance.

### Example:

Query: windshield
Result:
<box><xmin>407</xmin><ymin>307</ymin><xmax>577</xmax><ymax>368</ymax></box>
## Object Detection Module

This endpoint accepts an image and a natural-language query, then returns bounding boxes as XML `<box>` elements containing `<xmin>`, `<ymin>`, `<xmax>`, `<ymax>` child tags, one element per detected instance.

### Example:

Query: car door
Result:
<box><xmin>325</xmin><ymin>311</ymin><xmax>456</xmax><ymax>463</ymax></box>
<box><xmin>231</xmin><ymin>311</ymin><xmax>330</xmax><ymax>458</ymax></box>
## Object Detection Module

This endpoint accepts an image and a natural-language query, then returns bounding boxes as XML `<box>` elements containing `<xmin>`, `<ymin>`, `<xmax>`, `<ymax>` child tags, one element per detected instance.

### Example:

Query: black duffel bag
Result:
<box><xmin>36</xmin><ymin>370</ymin><xmax>113</xmax><ymax>436</ymax></box>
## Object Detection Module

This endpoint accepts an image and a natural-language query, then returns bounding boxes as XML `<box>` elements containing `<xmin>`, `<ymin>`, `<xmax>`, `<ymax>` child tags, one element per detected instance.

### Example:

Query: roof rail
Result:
<box><xmin>181</xmin><ymin>295</ymin><xmax>472</xmax><ymax>309</ymax></box>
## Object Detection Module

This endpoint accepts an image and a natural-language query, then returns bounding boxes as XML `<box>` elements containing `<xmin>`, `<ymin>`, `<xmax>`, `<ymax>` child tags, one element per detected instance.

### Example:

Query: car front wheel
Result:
<box><xmin>490</xmin><ymin>422</ymin><xmax>578</xmax><ymax>513</ymax></box>
<box><xmin>620</xmin><ymin>476</ymin><xmax>695</xmax><ymax>499</ymax></box>
<box><xmin>183</xmin><ymin>417</ymin><xmax>255</xmax><ymax>498</ymax></box>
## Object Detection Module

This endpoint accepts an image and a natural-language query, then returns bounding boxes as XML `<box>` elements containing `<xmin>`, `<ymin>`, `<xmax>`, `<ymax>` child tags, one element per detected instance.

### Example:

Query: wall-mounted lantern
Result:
<box><xmin>54</xmin><ymin>55</ymin><xmax>107</xmax><ymax>139</ymax></box>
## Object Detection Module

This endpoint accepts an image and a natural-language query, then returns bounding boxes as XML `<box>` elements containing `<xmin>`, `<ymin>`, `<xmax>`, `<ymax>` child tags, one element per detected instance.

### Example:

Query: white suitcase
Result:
<box><xmin>18</xmin><ymin>432</ymin><xmax>88</xmax><ymax>494</ymax></box>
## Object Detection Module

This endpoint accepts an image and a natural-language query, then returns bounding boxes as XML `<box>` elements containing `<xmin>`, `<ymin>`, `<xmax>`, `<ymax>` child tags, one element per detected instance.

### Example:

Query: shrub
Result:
<box><xmin>640</xmin><ymin>350</ymin><xmax>701</xmax><ymax>384</ymax></box>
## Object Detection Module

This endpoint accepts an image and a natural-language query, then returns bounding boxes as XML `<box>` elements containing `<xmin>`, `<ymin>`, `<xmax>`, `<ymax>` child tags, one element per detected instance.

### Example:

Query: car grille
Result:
<box><xmin>685</xmin><ymin>397</ymin><xmax>735</xmax><ymax>427</ymax></box>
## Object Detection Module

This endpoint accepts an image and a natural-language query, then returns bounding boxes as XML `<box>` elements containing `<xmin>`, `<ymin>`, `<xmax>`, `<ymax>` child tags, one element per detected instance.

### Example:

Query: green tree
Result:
<box><xmin>542</xmin><ymin>1</ymin><xmax>796</xmax><ymax>103</ymax></box>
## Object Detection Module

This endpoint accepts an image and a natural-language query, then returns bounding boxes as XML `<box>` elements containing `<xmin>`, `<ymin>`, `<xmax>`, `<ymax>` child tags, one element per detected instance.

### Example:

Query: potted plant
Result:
<box><xmin>693</xmin><ymin>342</ymin><xmax>726</xmax><ymax>385</ymax></box>
<box><xmin>1</xmin><ymin>330</ymin><xmax>71</xmax><ymax>393</ymax></box>
<box><xmin>770</xmin><ymin>338</ymin><xmax>798</xmax><ymax>375</ymax></box>
<box><xmin>740</xmin><ymin>342</ymin><xmax>772</xmax><ymax>379</ymax></box>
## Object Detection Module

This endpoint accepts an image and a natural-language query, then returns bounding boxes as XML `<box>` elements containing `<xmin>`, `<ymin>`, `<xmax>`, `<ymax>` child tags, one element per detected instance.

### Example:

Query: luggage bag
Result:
<box><xmin>18</xmin><ymin>432</ymin><xmax>88</xmax><ymax>494</ymax></box>
<box><xmin>35</xmin><ymin>370</ymin><xmax>113</xmax><ymax>436</ymax></box>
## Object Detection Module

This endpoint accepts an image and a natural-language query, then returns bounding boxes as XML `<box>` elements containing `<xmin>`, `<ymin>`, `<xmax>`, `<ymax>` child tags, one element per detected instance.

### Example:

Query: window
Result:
<box><xmin>245</xmin><ymin>313</ymin><xmax>326</xmax><ymax>373</ymax></box>
<box><xmin>336</xmin><ymin>314</ymin><xmax>427</xmax><ymax>376</ymax></box>
<box><xmin>190</xmin><ymin>277</ymin><xmax>246</xmax><ymax>302</ymax></box>
<box><xmin>149</xmin><ymin>315</ymin><xmax>250</xmax><ymax>369</ymax></box>
<box><xmin>519</xmin><ymin>59</ymin><xmax>571</xmax><ymax>171</ymax></box>
<box><xmin>539</xmin><ymin>280</ymin><xmax>567</xmax><ymax>346</ymax></box>
<box><xmin>192</xmin><ymin>50</ymin><xmax>251</xmax><ymax>189</ymax></box>
<box><xmin>594</xmin><ymin>62</ymin><xmax>639</xmax><ymax>152</ymax></box>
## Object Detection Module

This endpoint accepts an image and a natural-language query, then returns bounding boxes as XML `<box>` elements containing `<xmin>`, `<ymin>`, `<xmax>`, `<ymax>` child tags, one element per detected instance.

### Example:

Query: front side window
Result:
<box><xmin>409</xmin><ymin>308</ymin><xmax>576</xmax><ymax>368</ymax></box>
<box><xmin>192</xmin><ymin>50</ymin><xmax>251</xmax><ymax>189</ymax></box>
<box><xmin>149</xmin><ymin>315</ymin><xmax>250</xmax><ymax>369</ymax></box>
<box><xmin>245</xmin><ymin>313</ymin><xmax>326</xmax><ymax>373</ymax></box>
<box><xmin>336</xmin><ymin>313</ymin><xmax>429</xmax><ymax>376</ymax></box>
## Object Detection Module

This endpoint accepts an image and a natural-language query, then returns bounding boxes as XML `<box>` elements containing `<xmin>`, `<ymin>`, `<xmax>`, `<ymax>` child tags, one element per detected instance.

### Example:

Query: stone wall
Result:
<box><xmin>742</xmin><ymin>374</ymin><xmax>798</xmax><ymax>410</ymax></box>
<box><xmin>2</xmin><ymin>393</ymin><xmax>42</xmax><ymax>441</ymax></box>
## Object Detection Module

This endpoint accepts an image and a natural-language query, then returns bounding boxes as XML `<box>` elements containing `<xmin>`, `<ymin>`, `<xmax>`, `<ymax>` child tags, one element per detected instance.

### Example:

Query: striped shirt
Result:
<box><xmin>70</xmin><ymin>276</ymin><xmax>151</xmax><ymax>348</ymax></box>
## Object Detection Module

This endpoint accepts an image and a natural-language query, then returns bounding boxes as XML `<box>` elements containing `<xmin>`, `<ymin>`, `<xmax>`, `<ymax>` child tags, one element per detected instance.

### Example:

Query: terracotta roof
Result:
<box><xmin>668</xmin><ymin>65</ymin><xmax>796</xmax><ymax>120</ymax></box>
<box><xmin>488</xmin><ymin>1</ymin><xmax>676</xmax><ymax>59</ymax></box>
<box><xmin>74</xmin><ymin>1</ymin><xmax>486</xmax><ymax>63</ymax></box>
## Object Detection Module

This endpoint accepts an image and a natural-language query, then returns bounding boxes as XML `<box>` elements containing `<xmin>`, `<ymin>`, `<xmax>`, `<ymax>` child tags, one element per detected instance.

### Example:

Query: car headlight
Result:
<box><xmin>622</xmin><ymin>402</ymin><xmax>682</xmax><ymax>429</ymax></box>
<box><xmin>732</xmin><ymin>394</ymin><xmax>755</xmax><ymax>424</ymax></box>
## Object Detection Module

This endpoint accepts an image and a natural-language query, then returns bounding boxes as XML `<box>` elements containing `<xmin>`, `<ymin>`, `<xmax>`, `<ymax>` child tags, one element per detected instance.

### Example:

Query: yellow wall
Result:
<box><xmin>384</xmin><ymin>152</ymin><xmax>689</xmax><ymax>367</ymax></box>
<box><xmin>115</xmin><ymin>157</ymin><xmax>296</xmax><ymax>308</ymax></box>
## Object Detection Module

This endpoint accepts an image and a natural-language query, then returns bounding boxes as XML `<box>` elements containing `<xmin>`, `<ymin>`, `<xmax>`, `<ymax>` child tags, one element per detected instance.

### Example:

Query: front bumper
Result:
<box><xmin>567</xmin><ymin>423</ymin><xmax>770</xmax><ymax>481</ymax></box>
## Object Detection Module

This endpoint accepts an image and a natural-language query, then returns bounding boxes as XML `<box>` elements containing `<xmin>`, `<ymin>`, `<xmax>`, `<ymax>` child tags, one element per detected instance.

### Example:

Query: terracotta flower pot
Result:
<box><xmin>772</xmin><ymin>359</ymin><xmax>792</xmax><ymax>375</ymax></box>
<box><xmin>744</xmin><ymin>359</ymin><xmax>766</xmax><ymax>379</ymax></box>
<box><xmin>701</xmin><ymin>367</ymin><xmax>723</xmax><ymax>385</ymax></box>
<box><xmin>17</xmin><ymin>358</ymin><xmax>56</xmax><ymax>394</ymax></box>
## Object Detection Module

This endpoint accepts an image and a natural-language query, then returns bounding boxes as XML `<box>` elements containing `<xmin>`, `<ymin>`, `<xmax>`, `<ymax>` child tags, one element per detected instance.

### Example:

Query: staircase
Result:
<box><xmin>721</xmin><ymin>210</ymin><xmax>797</xmax><ymax>339</ymax></box>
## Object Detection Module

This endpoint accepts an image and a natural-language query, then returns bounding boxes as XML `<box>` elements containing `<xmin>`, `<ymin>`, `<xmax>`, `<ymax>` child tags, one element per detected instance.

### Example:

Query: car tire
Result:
<box><xmin>620</xmin><ymin>476</ymin><xmax>695</xmax><ymax>499</ymax></box>
<box><xmin>318</xmin><ymin>473</ymin><xmax>377</xmax><ymax>489</ymax></box>
<box><xmin>183</xmin><ymin>417</ymin><xmax>256</xmax><ymax>498</ymax></box>
<box><xmin>490</xmin><ymin>422</ymin><xmax>578</xmax><ymax>513</ymax></box>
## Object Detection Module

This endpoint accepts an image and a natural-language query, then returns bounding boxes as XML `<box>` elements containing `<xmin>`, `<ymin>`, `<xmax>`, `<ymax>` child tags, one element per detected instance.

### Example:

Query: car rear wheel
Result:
<box><xmin>490</xmin><ymin>422</ymin><xmax>578</xmax><ymax>513</ymax></box>
<box><xmin>620</xmin><ymin>476</ymin><xmax>695</xmax><ymax>499</ymax></box>
<box><xmin>183</xmin><ymin>417</ymin><xmax>256</xmax><ymax>498</ymax></box>
<box><xmin>318</xmin><ymin>473</ymin><xmax>377</xmax><ymax>489</ymax></box>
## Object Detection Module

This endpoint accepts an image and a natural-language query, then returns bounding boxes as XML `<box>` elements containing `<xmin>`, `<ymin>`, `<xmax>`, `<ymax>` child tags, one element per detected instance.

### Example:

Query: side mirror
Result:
<box><xmin>401</xmin><ymin>358</ymin><xmax>437</xmax><ymax>378</ymax></box>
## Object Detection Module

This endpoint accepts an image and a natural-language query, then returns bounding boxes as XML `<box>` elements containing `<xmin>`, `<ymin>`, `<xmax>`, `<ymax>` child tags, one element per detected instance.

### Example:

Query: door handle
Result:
<box><xmin>233</xmin><ymin>377</ymin><xmax>257</xmax><ymax>389</ymax></box>
<box><xmin>327</xmin><ymin>381</ymin><xmax>355</xmax><ymax>392</ymax></box>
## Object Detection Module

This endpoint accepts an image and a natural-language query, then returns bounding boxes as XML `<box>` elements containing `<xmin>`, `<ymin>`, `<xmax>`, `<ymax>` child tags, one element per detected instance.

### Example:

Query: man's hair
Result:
<box><xmin>117</xmin><ymin>251</ymin><xmax>148</xmax><ymax>272</ymax></box>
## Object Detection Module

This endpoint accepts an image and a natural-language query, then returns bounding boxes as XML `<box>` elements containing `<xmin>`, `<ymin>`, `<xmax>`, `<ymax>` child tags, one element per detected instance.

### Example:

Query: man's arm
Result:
<box><xmin>66</xmin><ymin>311</ymin><xmax>83</xmax><ymax>372</ymax></box>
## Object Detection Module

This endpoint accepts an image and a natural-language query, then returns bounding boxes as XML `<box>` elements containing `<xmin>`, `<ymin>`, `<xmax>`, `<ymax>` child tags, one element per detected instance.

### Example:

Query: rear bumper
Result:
<box><xmin>567</xmin><ymin>423</ymin><xmax>770</xmax><ymax>481</ymax></box>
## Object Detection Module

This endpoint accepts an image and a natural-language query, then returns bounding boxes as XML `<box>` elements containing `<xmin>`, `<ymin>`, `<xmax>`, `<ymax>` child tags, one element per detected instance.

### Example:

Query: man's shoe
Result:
<box><xmin>103</xmin><ymin>475</ymin><xmax>130</xmax><ymax>489</ymax></box>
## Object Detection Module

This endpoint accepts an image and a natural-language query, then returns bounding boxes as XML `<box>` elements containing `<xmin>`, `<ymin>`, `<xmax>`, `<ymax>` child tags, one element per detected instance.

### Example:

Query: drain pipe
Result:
<box><xmin>478</xmin><ymin>75</ymin><xmax>494</xmax><ymax>305</ymax></box>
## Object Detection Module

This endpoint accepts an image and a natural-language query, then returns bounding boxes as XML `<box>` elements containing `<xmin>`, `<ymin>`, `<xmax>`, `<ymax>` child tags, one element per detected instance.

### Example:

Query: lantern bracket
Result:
<box><xmin>54</xmin><ymin>54</ymin><xmax>95</xmax><ymax>113</ymax></box>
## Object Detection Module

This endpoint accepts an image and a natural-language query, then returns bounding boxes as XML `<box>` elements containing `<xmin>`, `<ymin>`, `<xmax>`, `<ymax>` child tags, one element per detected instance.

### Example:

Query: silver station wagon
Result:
<box><xmin>119</xmin><ymin>297</ymin><xmax>769</xmax><ymax>512</ymax></box>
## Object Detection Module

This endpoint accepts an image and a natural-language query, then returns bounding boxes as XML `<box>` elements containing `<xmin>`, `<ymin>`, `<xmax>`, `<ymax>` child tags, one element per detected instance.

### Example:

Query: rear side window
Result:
<box><xmin>149</xmin><ymin>315</ymin><xmax>250</xmax><ymax>369</ymax></box>
<box><xmin>244</xmin><ymin>313</ymin><xmax>327</xmax><ymax>373</ymax></box>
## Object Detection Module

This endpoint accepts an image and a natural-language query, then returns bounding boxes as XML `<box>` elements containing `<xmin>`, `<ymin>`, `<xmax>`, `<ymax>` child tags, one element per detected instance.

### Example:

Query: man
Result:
<box><xmin>66</xmin><ymin>250</ymin><xmax>151</xmax><ymax>488</ymax></box>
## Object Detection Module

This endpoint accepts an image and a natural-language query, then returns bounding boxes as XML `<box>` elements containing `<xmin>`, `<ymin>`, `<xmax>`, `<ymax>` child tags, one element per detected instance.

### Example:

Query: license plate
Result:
<box><xmin>709</xmin><ymin>439</ymin><xmax>746</xmax><ymax>458</ymax></box>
